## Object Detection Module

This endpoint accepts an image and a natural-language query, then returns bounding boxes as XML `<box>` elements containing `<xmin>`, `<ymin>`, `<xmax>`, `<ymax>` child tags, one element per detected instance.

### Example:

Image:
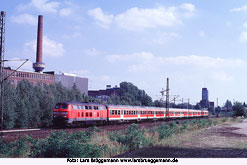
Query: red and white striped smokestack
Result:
<box><xmin>33</xmin><ymin>15</ymin><xmax>45</xmax><ymax>73</ymax></box>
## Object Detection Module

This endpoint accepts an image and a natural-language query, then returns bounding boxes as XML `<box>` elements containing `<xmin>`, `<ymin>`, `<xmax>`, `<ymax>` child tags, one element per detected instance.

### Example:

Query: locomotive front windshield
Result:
<box><xmin>55</xmin><ymin>103</ymin><xmax>68</xmax><ymax>109</ymax></box>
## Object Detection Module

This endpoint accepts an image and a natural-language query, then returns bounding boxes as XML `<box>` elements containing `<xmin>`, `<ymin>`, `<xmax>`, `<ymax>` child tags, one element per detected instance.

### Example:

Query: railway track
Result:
<box><xmin>0</xmin><ymin>116</ymin><xmax>212</xmax><ymax>142</ymax></box>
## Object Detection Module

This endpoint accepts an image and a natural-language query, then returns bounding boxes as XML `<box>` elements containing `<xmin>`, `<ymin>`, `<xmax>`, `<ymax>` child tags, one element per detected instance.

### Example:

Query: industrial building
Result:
<box><xmin>55</xmin><ymin>73</ymin><xmax>88</xmax><ymax>95</ymax></box>
<box><xmin>2</xmin><ymin>14</ymin><xmax>88</xmax><ymax>95</ymax></box>
<box><xmin>88</xmin><ymin>85</ymin><xmax>120</xmax><ymax>101</ymax></box>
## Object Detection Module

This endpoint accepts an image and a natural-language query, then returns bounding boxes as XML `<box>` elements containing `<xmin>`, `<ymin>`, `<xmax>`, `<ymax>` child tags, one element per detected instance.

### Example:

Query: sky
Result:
<box><xmin>1</xmin><ymin>0</ymin><xmax>247</xmax><ymax>106</ymax></box>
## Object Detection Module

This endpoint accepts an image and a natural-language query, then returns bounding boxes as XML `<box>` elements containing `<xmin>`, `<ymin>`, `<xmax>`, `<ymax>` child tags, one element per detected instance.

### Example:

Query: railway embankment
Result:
<box><xmin>117</xmin><ymin>118</ymin><xmax>247</xmax><ymax>158</ymax></box>
<box><xmin>0</xmin><ymin>117</ymin><xmax>245</xmax><ymax>158</ymax></box>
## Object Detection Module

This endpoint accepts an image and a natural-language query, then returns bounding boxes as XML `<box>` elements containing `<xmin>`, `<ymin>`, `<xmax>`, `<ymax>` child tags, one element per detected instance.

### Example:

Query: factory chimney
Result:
<box><xmin>33</xmin><ymin>15</ymin><xmax>45</xmax><ymax>73</ymax></box>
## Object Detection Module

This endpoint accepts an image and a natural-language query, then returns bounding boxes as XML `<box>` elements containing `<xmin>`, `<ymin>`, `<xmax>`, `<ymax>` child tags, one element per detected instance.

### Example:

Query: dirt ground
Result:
<box><xmin>117</xmin><ymin>119</ymin><xmax>247</xmax><ymax>158</ymax></box>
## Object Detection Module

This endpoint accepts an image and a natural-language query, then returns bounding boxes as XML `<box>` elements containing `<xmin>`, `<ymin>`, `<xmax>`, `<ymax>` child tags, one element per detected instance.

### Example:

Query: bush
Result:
<box><xmin>158</xmin><ymin>123</ymin><xmax>171</xmax><ymax>139</ymax></box>
<box><xmin>9</xmin><ymin>136</ymin><xmax>32</xmax><ymax>157</ymax></box>
<box><xmin>169</xmin><ymin>121</ymin><xmax>179</xmax><ymax>133</ymax></box>
<box><xmin>30</xmin><ymin>131</ymin><xmax>102</xmax><ymax>158</ymax></box>
<box><xmin>180</xmin><ymin>120</ymin><xmax>189</xmax><ymax>133</ymax></box>
<box><xmin>113</xmin><ymin>124</ymin><xmax>147</xmax><ymax>150</ymax></box>
<box><xmin>233</xmin><ymin>102</ymin><xmax>247</xmax><ymax>117</ymax></box>
<box><xmin>0</xmin><ymin>137</ymin><xmax>11</xmax><ymax>157</ymax></box>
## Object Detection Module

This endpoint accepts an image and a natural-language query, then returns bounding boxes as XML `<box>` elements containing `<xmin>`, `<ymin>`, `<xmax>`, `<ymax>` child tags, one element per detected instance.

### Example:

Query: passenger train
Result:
<box><xmin>53</xmin><ymin>102</ymin><xmax>209</xmax><ymax>126</ymax></box>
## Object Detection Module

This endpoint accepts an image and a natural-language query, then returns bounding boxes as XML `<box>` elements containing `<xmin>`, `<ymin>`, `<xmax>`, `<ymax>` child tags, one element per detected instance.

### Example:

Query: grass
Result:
<box><xmin>0</xmin><ymin>117</ymin><xmax>244</xmax><ymax>158</ymax></box>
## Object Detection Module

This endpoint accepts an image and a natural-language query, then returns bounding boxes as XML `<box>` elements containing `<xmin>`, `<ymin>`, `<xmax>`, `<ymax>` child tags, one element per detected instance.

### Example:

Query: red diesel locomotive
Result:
<box><xmin>53</xmin><ymin>102</ymin><xmax>209</xmax><ymax>126</ymax></box>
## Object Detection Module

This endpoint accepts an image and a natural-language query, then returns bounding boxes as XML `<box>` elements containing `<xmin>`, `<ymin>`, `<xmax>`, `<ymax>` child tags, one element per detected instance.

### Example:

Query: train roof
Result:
<box><xmin>106</xmin><ymin>104</ymin><xmax>207</xmax><ymax>111</ymax></box>
<box><xmin>56</xmin><ymin>101</ymin><xmax>208</xmax><ymax>111</ymax></box>
<box><xmin>56</xmin><ymin>101</ymin><xmax>104</xmax><ymax>106</ymax></box>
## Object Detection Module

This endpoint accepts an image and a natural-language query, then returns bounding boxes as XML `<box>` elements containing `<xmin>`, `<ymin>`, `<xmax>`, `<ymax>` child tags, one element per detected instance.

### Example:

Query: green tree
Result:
<box><xmin>69</xmin><ymin>83</ymin><xmax>83</xmax><ymax>101</ymax></box>
<box><xmin>232</xmin><ymin>102</ymin><xmax>246</xmax><ymax>117</ymax></box>
<box><xmin>3</xmin><ymin>81</ymin><xmax>16</xmax><ymax>129</ymax></box>
<box><xmin>118</xmin><ymin>82</ymin><xmax>153</xmax><ymax>106</ymax></box>
<box><xmin>15</xmin><ymin>80</ymin><xmax>33</xmax><ymax>128</ymax></box>
<box><xmin>225</xmin><ymin>100</ymin><xmax>233</xmax><ymax>109</ymax></box>
<box><xmin>195</xmin><ymin>103</ymin><xmax>201</xmax><ymax>110</ymax></box>
<box><xmin>215</xmin><ymin>106</ymin><xmax>221</xmax><ymax>117</ymax></box>
<box><xmin>154</xmin><ymin>100</ymin><xmax>165</xmax><ymax>107</ymax></box>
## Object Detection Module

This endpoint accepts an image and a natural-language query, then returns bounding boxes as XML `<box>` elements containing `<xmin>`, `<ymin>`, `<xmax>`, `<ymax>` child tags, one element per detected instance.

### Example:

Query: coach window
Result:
<box><xmin>118</xmin><ymin>110</ymin><xmax>120</xmax><ymax>115</ymax></box>
<box><xmin>85</xmin><ymin>106</ymin><xmax>88</xmax><ymax>110</ymax></box>
<box><xmin>112</xmin><ymin>110</ymin><xmax>114</xmax><ymax>115</ymax></box>
<box><xmin>114</xmin><ymin>110</ymin><xmax>117</xmax><ymax>115</ymax></box>
<box><xmin>127</xmin><ymin>111</ymin><xmax>129</xmax><ymax>115</ymax></box>
<box><xmin>121</xmin><ymin>110</ymin><xmax>123</xmax><ymax>115</ymax></box>
<box><xmin>124</xmin><ymin>110</ymin><xmax>126</xmax><ymax>115</ymax></box>
<box><xmin>89</xmin><ymin>106</ymin><xmax>92</xmax><ymax>110</ymax></box>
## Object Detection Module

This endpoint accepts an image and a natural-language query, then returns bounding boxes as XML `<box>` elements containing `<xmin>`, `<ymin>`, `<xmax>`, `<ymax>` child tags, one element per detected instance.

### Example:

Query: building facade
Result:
<box><xmin>54</xmin><ymin>73</ymin><xmax>88</xmax><ymax>95</ymax></box>
<box><xmin>202</xmin><ymin>88</ymin><xmax>208</xmax><ymax>101</ymax></box>
<box><xmin>3</xmin><ymin>67</ymin><xmax>54</xmax><ymax>86</ymax></box>
<box><xmin>88</xmin><ymin>85</ymin><xmax>120</xmax><ymax>99</ymax></box>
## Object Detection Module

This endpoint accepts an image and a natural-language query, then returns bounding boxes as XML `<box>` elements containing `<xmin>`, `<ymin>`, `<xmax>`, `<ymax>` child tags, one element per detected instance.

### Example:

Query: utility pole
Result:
<box><xmin>182</xmin><ymin>98</ymin><xmax>184</xmax><ymax>108</ymax></box>
<box><xmin>160</xmin><ymin>88</ymin><xmax>165</xmax><ymax>103</ymax></box>
<box><xmin>0</xmin><ymin>11</ymin><xmax>6</xmax><ymax>130</ymax></box>
<box><xmin>187</xmin><ymin>98</ymin><xmax>190</xmax><ymax>118</ymax></box>
<box><xmin>165</xmin><ymin>78</ymin><xmax>169</xmax><ymax>118</ymax></box>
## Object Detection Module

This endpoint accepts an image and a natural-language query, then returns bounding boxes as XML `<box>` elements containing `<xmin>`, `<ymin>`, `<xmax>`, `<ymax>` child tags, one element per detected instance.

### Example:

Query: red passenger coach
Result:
<box><xmin>53</xmin><ymin>102</ymin><xmax>209</xmax><ymax>127</ymax></box>
<box><xmin>53</xmin><ymin>102</ymin><xmax>107</xmax><ymax>126</ymax></box>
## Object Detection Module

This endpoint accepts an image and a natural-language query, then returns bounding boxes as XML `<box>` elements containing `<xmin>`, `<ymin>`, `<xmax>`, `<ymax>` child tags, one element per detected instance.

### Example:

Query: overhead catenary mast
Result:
<box><xmin>165</xmin><ymin>77</ymin><xmax>169</xmax><ymax>118</ymax></box>
<box><xmin>0</xmin><ymin>11</ymin><xmax>6</xmax><ymax>130</ymax></box>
